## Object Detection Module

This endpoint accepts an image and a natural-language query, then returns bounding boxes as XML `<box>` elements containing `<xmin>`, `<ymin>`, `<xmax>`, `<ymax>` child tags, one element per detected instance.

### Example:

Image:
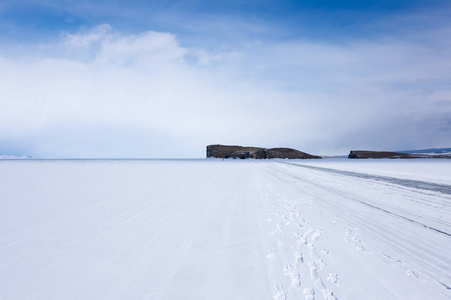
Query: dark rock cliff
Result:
<box><xmin>206</xmin><ymin>145</ymin><xmax>322</xmax><ymax>159</ymax></box>
<box><xmin>348</xmin><ymin>150</ymin><xmax>451</xmax><ymax>159</ymax></box>
<box><xmin>349</xmin><ymin>150</ymin><xmax>415</xmax><ymax>159</ymax></box>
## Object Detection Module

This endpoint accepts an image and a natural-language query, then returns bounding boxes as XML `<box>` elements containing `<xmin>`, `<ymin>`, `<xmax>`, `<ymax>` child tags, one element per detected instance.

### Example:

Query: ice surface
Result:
<box><xmin>293</xmin><ymin>158</ymin><xmax>451</xmax><ymax>185</ymax></box>
<box><xmin>0</xmin><ymin>159</ymin><xmax>450</xmax><ymax>299</ymax></box>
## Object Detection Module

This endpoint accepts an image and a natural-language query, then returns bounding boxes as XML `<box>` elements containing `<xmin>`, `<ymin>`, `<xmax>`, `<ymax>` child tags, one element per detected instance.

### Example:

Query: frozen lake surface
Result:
<box><xmin>1</xmin><ymin>159</ymin><xmax>450</xmax><ymax>299</ymax></box>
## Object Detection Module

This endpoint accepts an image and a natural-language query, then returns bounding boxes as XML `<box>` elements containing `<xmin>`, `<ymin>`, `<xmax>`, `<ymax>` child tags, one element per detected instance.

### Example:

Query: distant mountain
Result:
<box><xmin>348</xmin><ymin>151</ymin><xmax>412</xmax><ymax>159</ymax></box>
<box><xmin>396</xmin><ymin>148</ymin><xmax>451</xmax><ymax>155</ymax></box>
<box><xmin>349</xmin><ymin>149</ymin><xmax>451</xmax><ymax>159</ymax></box>
<box><xmin>0</xmin><ymin>154</ymin><xmax>37</xmax><ymax>159</ymax></box>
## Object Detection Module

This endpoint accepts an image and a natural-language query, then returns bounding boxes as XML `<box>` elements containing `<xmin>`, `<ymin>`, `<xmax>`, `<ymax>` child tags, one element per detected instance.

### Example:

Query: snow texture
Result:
<box><xmin>1</xmin><ymin>159</ymin><xmax>450</xmax><ymax>299</ymax></box>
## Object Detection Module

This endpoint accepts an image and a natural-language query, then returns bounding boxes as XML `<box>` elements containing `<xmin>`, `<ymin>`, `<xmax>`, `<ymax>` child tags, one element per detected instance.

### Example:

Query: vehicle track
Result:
<box><xmin>265</xmin><ymin>163</ymin><xmax>451</xmax><ymax>296</ymax></box>
<box><xmin>276</xmin><ymin>163</ymin><xmax>451</xmax><ymax>237</ymax></box>
<box><xmin>280</xmin><ymin>162</ymin><xmax>451</xmax><ymax>195</ymax></box>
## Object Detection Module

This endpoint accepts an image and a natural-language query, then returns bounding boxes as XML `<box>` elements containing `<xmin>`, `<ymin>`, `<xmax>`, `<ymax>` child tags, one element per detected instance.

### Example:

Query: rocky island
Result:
<box><xmin>348</xmin><ymin>150</ymin><xmax>412</xmax><ymax>159</ymax></box>
<box><xmin>348</xmin><ymin>150</ymin><xmax>451</xmax><ymax>159</ymax></box>
<box><xmin>206</xmin><ymin>145</ymin><xmax>321</xmax><ymax>159</ymax></box>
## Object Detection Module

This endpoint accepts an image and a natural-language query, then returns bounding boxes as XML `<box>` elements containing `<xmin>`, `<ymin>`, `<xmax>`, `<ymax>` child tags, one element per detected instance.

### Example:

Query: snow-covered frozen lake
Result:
<box><xmin>1</xmin><ymin>159</ymin><xmax>450</xmax><ymax>299</ymax></box>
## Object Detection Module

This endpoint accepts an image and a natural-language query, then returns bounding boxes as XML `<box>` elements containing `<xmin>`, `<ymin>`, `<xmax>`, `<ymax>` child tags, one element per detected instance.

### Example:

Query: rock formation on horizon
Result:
<box><xmin>348</xmin><ymin>150</ymin><xmax>451</xmax><ymax>159</ymax></box>
<box><xmin>206</xmin><ymin>145</ymin><xmax>322</xmax><ymax>159</ymax></box>
<box><xmin>348</xmin><ymin>150</ymin><xmax>411</xmax><ymax>159</ymax></box>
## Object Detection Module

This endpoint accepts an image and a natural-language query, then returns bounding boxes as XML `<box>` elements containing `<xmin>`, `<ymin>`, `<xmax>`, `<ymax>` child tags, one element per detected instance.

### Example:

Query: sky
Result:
<box><xmin>1</xmin><ymin>0</ymin><xmax>450</xmax><ymax>158</ymax></box>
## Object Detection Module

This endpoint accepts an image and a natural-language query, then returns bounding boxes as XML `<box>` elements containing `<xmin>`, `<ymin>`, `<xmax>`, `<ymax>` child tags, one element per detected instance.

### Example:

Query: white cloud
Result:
<box><xmin>62</xmin><ymin>24</ymin><xmax>188</xmax><ymax>67</ymax></box>
<box><xmin>63</xmin><ymin>24</ymin><xmax>113</xmax><ymax>49</ymax></box>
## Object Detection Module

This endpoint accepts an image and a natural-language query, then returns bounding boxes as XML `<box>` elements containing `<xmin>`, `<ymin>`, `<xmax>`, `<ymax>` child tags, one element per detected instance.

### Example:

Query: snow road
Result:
<box><xmin>0</xmin><ymin>159</ymin><xmax>450</xmax><ymax>299</ymax></box>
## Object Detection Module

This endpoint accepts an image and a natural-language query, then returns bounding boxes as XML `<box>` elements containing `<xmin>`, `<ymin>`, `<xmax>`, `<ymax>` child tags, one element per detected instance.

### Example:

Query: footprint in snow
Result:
<box><xmin>345</xmin><ymin>227</ymin><xmax>365</xmax><ymax>251</ymax></box>
<box><xmin>382</xmin><ymin>253</ymin><xmax>419</xmax><ymax>279</ymax></box>
<box><xmin>283</xmin><ymin>264</ymin><xmax>302</xmax><ymax>288</ymax></box>
<box><xmin>295</xmin><ymin>251</ymin><xmax>304</xmax><ymax>264</ymax></box>
<box><xmin>320</xmin><ymin>249</ymin><xmax>330</xmax><ymax>255</ymax></box>
<box><xmin>274</xmin><ymin>283</ymin><xmax>287</xmax><ymax>300</ymax></box>
<box><xmin>303</xmin><ymin>288</ymin><xmax>315</xmax><ymax>300</ymax></box>
<box><xmin>291</xmin><ymin>273</ymin><xmax>301</xmax><ymax>288</ymax></box>
<box><xmin>327</xmin><ymin>273</ymin><xmax>338</xmax><ymax>285</ymax></box>
<box><xmin>297</xmin><ymin>237</ymin><xmax>307</xmax><ymax>248</ymax></box>
<box><xmin>406</xmin><ymin>270</ymin><xmax>419</xmax><ymax>278</ymax></box>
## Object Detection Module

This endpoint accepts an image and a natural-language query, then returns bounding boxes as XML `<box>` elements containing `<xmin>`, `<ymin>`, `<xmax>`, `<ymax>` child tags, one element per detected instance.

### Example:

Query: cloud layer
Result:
<box><xmin>1</xmin><ymin>16</ymin><xmax>450</xmax><ymax>157</ymax></box>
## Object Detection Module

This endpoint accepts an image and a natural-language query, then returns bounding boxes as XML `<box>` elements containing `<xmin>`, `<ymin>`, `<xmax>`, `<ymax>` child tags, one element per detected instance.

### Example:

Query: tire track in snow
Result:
<box><xmin>281</xmin><ymin>162</ymin><xmax>451</xmax><ymax>196</ymax></box>
<box><xmin>277</xmin><ymin>163</ymin><xmax>451</xmax><ymax>238</ymax></box>
<box><xmin>267</xmin><ymin>163</ymin><xmax>451</xmax><ymax>296</ymax></box>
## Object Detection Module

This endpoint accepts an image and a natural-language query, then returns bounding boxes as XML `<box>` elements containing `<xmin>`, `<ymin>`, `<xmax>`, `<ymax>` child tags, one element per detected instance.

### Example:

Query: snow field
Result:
<box><xmin>0</xmin><ymin>159</ymin><xmax>450</xmax><ymax>299</ymax></box>
<box><xmin>293</xmin><ymin>158</ymin><xmax>451</xmax><ymax>185</ymax></box>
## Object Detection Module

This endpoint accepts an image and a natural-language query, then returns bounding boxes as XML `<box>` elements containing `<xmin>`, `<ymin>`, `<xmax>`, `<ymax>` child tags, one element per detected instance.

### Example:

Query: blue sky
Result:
<box><xmin>1</xmin><ymin>0</ymin><xmax>447</xmax><ymax>43</ymax></box>
<box><xmin>1</xmin><ymin>0</ymin><xmax>451</xmax><ymax>157</ymax></box>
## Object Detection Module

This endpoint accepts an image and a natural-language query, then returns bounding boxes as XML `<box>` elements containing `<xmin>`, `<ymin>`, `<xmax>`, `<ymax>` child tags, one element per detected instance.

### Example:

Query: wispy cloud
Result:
<box><xmin>62</xmin><ymin>24</ymin><xmax>188</xmax><ymax>67</ymax></box>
